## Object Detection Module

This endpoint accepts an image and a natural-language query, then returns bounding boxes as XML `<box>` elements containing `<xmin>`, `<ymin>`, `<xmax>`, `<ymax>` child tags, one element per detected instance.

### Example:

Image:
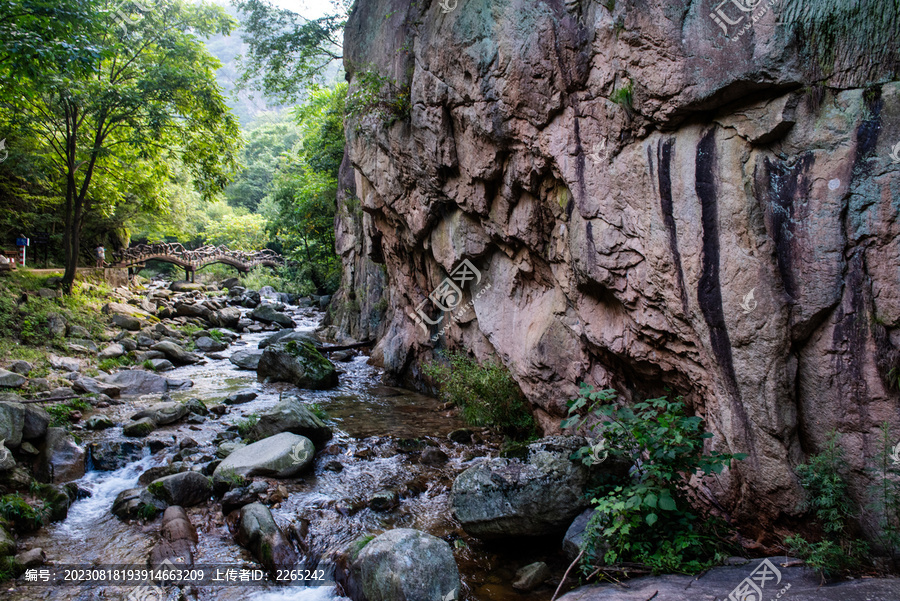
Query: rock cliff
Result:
<box><xmin>334</xmin><ymin>0</ymin><xmax>900</xmax><ymax>542</ymax></box>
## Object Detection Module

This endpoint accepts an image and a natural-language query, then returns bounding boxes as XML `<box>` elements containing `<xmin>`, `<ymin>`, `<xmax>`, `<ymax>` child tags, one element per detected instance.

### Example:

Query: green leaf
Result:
<box><xmin>644</xmin><ymin>493</ymin><xmax>658</xmax><ymax>508</ymax></box>
<box><xmin>645</xmin><ymin>512</ymin><xmax>658</xmax><ymax>526</ymax></box>
<box><xmin>659</xmin><ymin>494</ymin><xmax>677</xmax><ymax>511</ymax></box>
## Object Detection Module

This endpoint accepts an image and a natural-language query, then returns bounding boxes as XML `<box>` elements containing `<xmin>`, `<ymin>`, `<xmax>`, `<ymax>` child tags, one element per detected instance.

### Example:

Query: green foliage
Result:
<box><xmin>204</xmin><ymin>213</ymin><xmax>269</xmax><ymax>250</ymax></box>
<box><xmin>218</xmin><ymin>467</ymin><xmax>247</xmax><ymax>488</ymax></box>
<box><xmin>423</xmin><ymin>351</ymin><xmax>535</xmax><ymax>439</ymax></box>
<box><xmin>785</xmin><ymin>431</ymin><xmax>869</xmax><ymax>576</ymax></box>
<box><xmin>236</xmin><ymin>413</ymin><xmax>260</xmax><ymax>438</ymax></box>
<box><xmin>137</xmin><ymin>503</ymin><xmax>161</xmax><ymax>521</ymax></box>
<box><xmin>240</xmin><ymin>266</ymin><xmax>286</xmax><ymax>292</ymax></box>
<box><xmin>346</xmin><ymin>68</ymin><xmax>411</xmax><ymax>124</ymax></box>
<box><xmin>867</xmin><ymin>423</ymin><xmax>900</xmax><ymax>567</ymax></box>
<box><xmin>98</xmin><ymin>355</ymin><xmax>134</xmax><ymax>373</ymax></box>
<box><xmin>563</xmin><ymin>386</ymin><xmax>744</xmax><ymax>575</ymax></box>
<box><xmin>0</xmin><ymin>493</ymin><xmax>46</xmax><ymax>532</ymax></box>
<box><xmin>611</xmin><ymin>79</ymin><xmax>634</xmax><ymax>111</ymax></box>
<box><xmin>46</xmin><ymin>399</ymin><xmax>90</xmax><ymax>427</ymax></box>
<box><xmin>350</xmin><ymin>534</ymin><xmax>376</xmax><ymax>560</ymax></box>
<box><xmin>308</xmin><ymin>403</ymin><xmax>328</xmax><ymax>421</ymax></box>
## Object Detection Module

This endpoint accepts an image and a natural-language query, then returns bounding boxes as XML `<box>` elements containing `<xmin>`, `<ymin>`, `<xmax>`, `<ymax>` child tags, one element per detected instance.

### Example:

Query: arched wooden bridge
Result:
<box><xmin>111</xmin><ymin>243</ymin><xmax>284</xmax><ymax>281</ymax></box>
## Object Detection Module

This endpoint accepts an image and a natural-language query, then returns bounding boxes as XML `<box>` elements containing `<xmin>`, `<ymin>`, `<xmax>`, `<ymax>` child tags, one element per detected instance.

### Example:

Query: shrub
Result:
<box><xmin>46</xmin><ymin>400</ymin><xmax>90</xmax><ymax>427</ymax></box>
<box><xmin>423</xmin><ymin>351</ymin><xmax>535</xmax><ymax>439</ymax></box>
<box><xmin>867</xmin><ymin>422</ymin><xmax>900</xmax><ymax>569</ymax></box>
<box><xmin>562</xmin><ymin>385</ymin><xmax>744</xmax><ymax>575</ymax></box>
<box><xmin>0</xmin><ymin>493</ymin><xmax>46</xmax><ymax>531</ymax></box>
<box><xmin>241</xmin><ymin>266</ymin><xmax>284</xmax><ymax>292</ymax></box>
<box><xmin>784</xmin><ymin>431</ymin><xmax>869</xmax><ymax>576</ymax></box>
<box><xmin>236</xmin><ymin>414</ymin><xmax>259</xmax><ymax>439</ymax></box>
<box><xmin>611</xmin><ymin>78</ymin><xmax>633</xmax><ymax>111</ymax></box>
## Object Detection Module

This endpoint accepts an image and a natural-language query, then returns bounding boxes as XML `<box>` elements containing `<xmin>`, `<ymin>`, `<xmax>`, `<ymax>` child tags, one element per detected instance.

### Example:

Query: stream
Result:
<box><xmin>2</xmin><ymin>301</ymin><xmax>564</xmax><ymax>601</ymax></box>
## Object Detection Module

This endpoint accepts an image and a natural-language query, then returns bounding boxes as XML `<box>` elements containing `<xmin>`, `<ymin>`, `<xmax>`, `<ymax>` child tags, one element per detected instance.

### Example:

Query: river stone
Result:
<box><xmin>111</xmin><ymin>487</ymin><xmax>166</xmax><ymax>520</ymax></box>
<box><xmin>131</xmin><ymin>402</ymin><xmax>189</xmax><ymax>425</ymax></box>
<box><xmin>241</xmin><ymin>290</ymin><xmax>261</xmax><ymax>308</ymax></box>
<box><xmin>183</xmin><ymin>398</ymin><xmax>208</xmax><ymax>416</ymax></box>
<box><xmin>169</xmin><ymin>281</ymin><xmax>204</xmax><ymax>292</ymax></box>
<box><xmin>175</xmin><ymin>302</ymin><xmax>210</xmax><ymax>320</ymax></box>
<box><xmin>98</xmin><ymin>343</ymin><xmax>126</xmax><ymax>360</ymax></box>
<box><xmin>85</xmin><ymin>415</ymin><xmax>115</xmax><ymax>430</ymax></box>
<box><xmin>224</xmin><ymin>390</ymin><xmax>257</xmax><ymax>405</ymax></box>
<box><xmin>148</xmin><ymin>358</ymin><xmax>174</xmax><ymax>372</ymax></box>
<box><xmin>120</xmin><ymin>338</ymin><xmax>138</xmax><ymax>352</ymax></box>
<box><xmin>138</xmin><ymin>463</ymin><xmax>187</xmax><ymax>485</ymax></box>
<box><xmin>248</xmin><ymin>395</ymin><xmax>332</xmax><ymax>447</ymax></box>
<box><xmin>8</xmin><ymin>361</ymin><xmax>32</xmax><ymax>375</ymax></box>
<box><xmin>208</xmin><ymin>306</ymin><xmax>242</xmax><ymax>328</ymax></box>
<box><xmin>48</xmin><ymin>355</ymin><xmax>81</xmax><ymax>372</ymax></box>
<box><xmin>67</xmin><ymin>325</ymin><xmax>90</xmax><ymax>338</ymax></box>
<box><xmin>563</xmin><ymin>509</ymin><xmax>601</xmax><ymax>561</ymax></box>
<box><xmin>212</xmin><ymin>433</ymin><xmax>314</xmax><ymax>484</ymax></box>
<box><xmin>512</xmin><ymin>562</ymin><xmax>550</xmax><ymax>591</ymax></box>
<box><xmin>35</xmin><ymin>427</ymin><xmax>85</xmax><ymax>483</ymax></box>
<box><xmin>229</xmin><ymin>350</ymin><xmax>263</xmax><ymax>370</ymax></box>
<box><xmin>248</xmin><ymin>304</ymin><xmax>294</xmax><ymax>328</ymax></box>
<box><xmin>151</xmin><ymin>341</ymin><xmax>201</xmax><ymax>365</ymax></box>
<box><xmin>148</xmin><ymin>471</ymin><xmax>212</xmax><ymax>507</ymax></box>
<box><xmin>0</xmin><ymin>445</ymin><xmax>15</xmax><ymax>471</ymax></box>
<box><xmin>0</xmin><ymin>401</ymin><xmax>25</xmax><ymax>446</ymax></box>
<box><xmin>0</xmin><ymin>370</ymin><xmax>25</xmax><ymax>389</ymax></box>
<box><xmin>368</xmin><ymin>489</ymin><xmax>399</xmax><ymax>512</ymax></box>
<box><xmin>89</xmin><ymin>441</ymin><xmax>145</xmax><ymax>471</ymax></box>
<box><xmin>123</xmin><ymin>417</ymin><xmax>157</xmax><ymax>437</ymax></box>
<box><xmin>235</xmin><ymin>502</ymin><xmax>298</xmax><ymax>574</ymax></box>
<box><xmin>353</xmin><ymin>529</ymin><xmax>460</xmax><ymax>601</ymax></box>
<box><xmin>258</xmin><ymin>330</ymin><xmax>320</xmax><ymax>350</ymax></box>
<box><xmin>257</xmin><ymin>342</ymin><xmax>338</xmax><ymax>390</ymax></box>
<box><xmin>216</xmin><ymin>442</ymin><xmax>246</xmax><ymax>459</ymax></box>
<box><xmin>102</xmin><ymin>302</ymin><xmax>151</xmax><ymax>318</ymax></box>
<box><xmin>111</xmin><ymin>314</ymin><xmax>141</xmax><ymax>331</ymax></box>
<box><xmin>16</xmin><ymin>548</ymin><xmax>46</xmax><ymax>569</ymax></box>
<box><xmin>150</xmin><ymin>506</ymin><xmax>197</xmax><ymax>567</ymax></box>
<box><xmin>450</xmin><ymin>436</ymin><xmax>594</xmax><ymax>539</ymax></box>
<box><xmin>101</xmin><ymin>370</ymin><xmax>192</xmax><ymax>395</ymax></box>
<box><xmin>23</xmin><ymin>406</ymin><xmax>50</xmax><ymax>441</ymax></box>
<box><xmin>195</xmin><ymin>336</ymin><xmax>227</xmax><ymax>353</ymax></box>
<box><xmin>73</xmin><ymin>376</ymin><xmax>120</xmax><ymax>397</ymax></box>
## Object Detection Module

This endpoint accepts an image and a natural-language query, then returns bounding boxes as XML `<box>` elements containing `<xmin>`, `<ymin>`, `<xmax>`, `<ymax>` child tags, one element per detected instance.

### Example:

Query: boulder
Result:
<box><xmin>0</xmin><ymin>525</ymin><xmax>15</xmax><ymax>556</ymax></box>
<box><xmin>47</xmin><ymin>314</ymin><xmax>67</xmax><ymax>337</ymax></box>
<box><xmin>131</xmin><ymin>402</ymin><xmax>189</xmax><ymax>425</ymax></box>
<box><xmin>368</xmin><ymin>490</ymin><xmax>399</xmax><ymax>512</ymax></box>
<box><xmin>229</xmin><ymin>350</ymin><xmax>263</xmax><ymax>370</ymax></box>
<box><xmin>169</xmin><ymin>281</ymin><xmax>204</xmax><ymax>292</ymax></box>
<box><xmin>8</xmin><ymin>361</ymin><xmax>32</xmax><ymax>375</ymax></box>
<box><xmin>208</xmin><ymin>306</ymin><xmax>242</xmax><ymax>328</ymax></box>
<box><xmin>66</xmin><ymin>325</ymin><xmax>90</xmax><ymax>338</ymax></box>
<box><xmin>195</xmin><ymin>336</ymin><xmax>227</xmax><ymax>352</ymax></box>
<box><xmin>235</xmin><ymin>502</ymin><xmax>297</xmax><ymax>574</ymax></box>
<box><xmin>249</xmin><ymin>305</ymin><xmax>295</xmax><ymax>328</ymax></box>
<box><xmin>0</xmin><ymin>401</ymin><xmax>24</xmax><ymax>446</ymax></box>
<box><xmin>256</xmin><ymin>342</ymin><xmax>338</xmax><ymax>390</ymax></box>
<box><xmin>258</xmin><ymin>330</ymin><xmax>320</xmax><ymax>350</ymax></box>
<box><xmin>102</xmin><ymin>302</ymin><xmax>151</xmax><ymax>318</ymax></box>
<box><xmin>89</xmin><ymin>441</ymin><xmax>144</xmax><ymax>471</ymax></box>
<box><xmin>98</xmin><ymin>343</ymin><xmax>126</xmax><ymax>360</ymax></box>
<box><xmin>512</xmin><ymin>562</ymin><xmax>550</xmax><ymax>591</ymax></box>
<box><xmin>16</xmin><ymin>548</ymin><xmax>46</xmax><ymax>569</ymax></box>
<box><xmin>212</xmin><ymin>433</ymin><xmax>314</xmax><ymax>484</ymax></box>
<box><xmin>221</xmin><ymin>277</ymin><xmax>240</xmax><ymax>290</ymax></box>
<box><xmin>352</xmin><ymin>529</ymin><xmax>460</xmax><ymax>601</ymax></box>
<box><xmin>148</xmin><ymin>358</ymin><xmax>174</xmax><ymax>372</ymax></box>
<box><xmin>35</xmin><ymin>427</ymin><xmax>85</xmax><ymax>483</ymax></box>
<box><xmin>216</xmin><ymin>442</ymin><xmax>246</xmax><ymax>459</ymax></box>
<box><xmin>148</xmin><ymin>472</ymin><xmax>212</xmax><ymax>507</ymax></box>
<box><xmin>150</xmin><ymin>506</ymin><xmax>197</xmax><ymax>567</ymax></box>
<box><xmin>241</xmin><ymin>290</ymin><xmax>261</xmax><ymax>308</ymax></box>
<box><xmin>224</xmin><ymin>390</ymin><xmax>257</xmax><ymax>405</ymax></box>
<box><xmin>73</xmin><ymin>377</ymin><xmax>121</xmax><ymax>397</ymax></box>
<box><xmin>175</xmin><ymin>302</ymin><xmax>211</xmax><ymax>320</ymax></box>
<box><xmin>101</xmin><ymin>370</ymin><xmax>192</xmax><ymax>395</ymax></box>
<box><xmin>222</xmin><ymin>485</ymin><xmax>257</xmax><ymax>514</ymax></box>
<box><xmin>123</xmin><ymin>417</ymin><xmax>157</xmax><ymax>437</ymax></box>
<box><xmin>111</xmin><ymin>314</ymin><xmax>141</xmax><ymax>331</ymax></box>
<box><xmin>0</xmin><ymin>369</ymin><xmax>25</xmax><ymax>389</ymax></box>
<box><xmin>48</xmin><ymin>355</ymin><xmax>81</xmax><ymax>372</ymax></box>
<box><xmin>150</xmin><ymin>341</ymin><xmax>201</xmax><ymax>365</ymax></box>
<box><xmin>0</xmin><ymin>445</ymin><xmax>15</xmax><ymax>471</ymax></box>
<box><xmin>563</xmin><ymin>509</ymin><xmax>599</xmax><ymax>561</ymax></box>
<box><xmin>450</xmin><ymin>437</ymin><xmax>595</xmax><ymax>539</ymax></box>
<box><xmin>85</xmin><ymin>415</ymin><xmax>115</xmax><ymax>430</ymax></box>
<box><xmin>248</xmin><ymin>395</ymin><xmax>332</xmax><ymax>447</ymax></box>
<box><xmin>111</xmin><ymin>487</ymin><xmax>166</xmax><ymax>520</ymax></box>
<box><xmin>22</xmin><ymin>406</ymin><xmax>50</xmax><ymax>440</ymax></box>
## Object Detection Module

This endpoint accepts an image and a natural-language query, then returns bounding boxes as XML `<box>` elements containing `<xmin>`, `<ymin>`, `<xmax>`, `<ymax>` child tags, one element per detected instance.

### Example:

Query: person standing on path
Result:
<box><xmin>95</xmin><ymin>244</ymin><xmax>105</xmax><ymax>268</ymax></box>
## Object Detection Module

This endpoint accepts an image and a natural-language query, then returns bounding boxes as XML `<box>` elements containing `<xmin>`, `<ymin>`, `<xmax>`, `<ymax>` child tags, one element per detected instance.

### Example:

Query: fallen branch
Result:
<box><xmin>551</xmin><ymin>548</ymin><xmax>584</xmax><ymax>601</ymax></box>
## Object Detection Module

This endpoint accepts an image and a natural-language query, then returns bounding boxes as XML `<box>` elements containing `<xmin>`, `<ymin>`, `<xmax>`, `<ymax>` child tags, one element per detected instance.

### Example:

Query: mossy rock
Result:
<box><xmin>257</xmin><ymin>342</ymin><xmax>338</xmax><ymax>390</ymax></box>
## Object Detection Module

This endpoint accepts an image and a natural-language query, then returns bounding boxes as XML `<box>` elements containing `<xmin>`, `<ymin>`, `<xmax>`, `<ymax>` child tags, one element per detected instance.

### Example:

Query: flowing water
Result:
<box><xmin>3</xmin><ymin>304</ymin><xmax>565</xmax><ymax>601</ymax></box>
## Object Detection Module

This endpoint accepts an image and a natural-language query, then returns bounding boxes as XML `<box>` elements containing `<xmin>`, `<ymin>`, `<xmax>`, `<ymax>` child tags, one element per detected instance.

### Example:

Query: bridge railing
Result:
<box><xmin>111</xmin><ymin>244</ymin><xmax>285</xmax><ymax>269</ymax></box>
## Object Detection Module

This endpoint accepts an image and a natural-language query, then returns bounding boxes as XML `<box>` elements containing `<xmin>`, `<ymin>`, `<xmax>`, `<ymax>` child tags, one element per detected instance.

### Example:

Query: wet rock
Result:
<box><xmin>241</xmin><ymin>290</ymin><xmax>261</xmax><ymax>308</ymax></box>
<box><xmin>19</xmin><ymin>442</ymin><xmax>38</xmax><ymax>455</ymax></box>
<box><xmin>324</xmin><ymin>461</ymin><xmax>343</xmax><ymax>472</ymax></box>
<box><xmin>169</xmin><ymin>281</ymin><xmax>204</xmax><ymax>292</ymax></box>
<box><xmin>448</xmin><ymin>429</ymin><xmax>474</xmax><ymax>444</ymax></box>
<box><xmin>209</xmin><ymin>404</ymin><xmax>227</xmax><ymax>416</ymax></box>
<box><xmin>221</xmin><ymin>278</ymin><xmax>240</xmax><ymax>290</ymax></box>
<box><xmin>131</xmin><ymin>401</ymin><xmax>189</xmax><ymax>425</ymax></box>
<box><xmin>249</xmin><ymin>305</ymin><xmax>295</xmax><ymax>328</ymax></box>
<box><xmin>216</xmin><ymin>442</ymin><xmax>246</xmax><ymax>459</ymax></box>
<box><xmin>222</xmin><ymin>486</ymin><xmax>257</xmax><ymax>514</ymax></box>
<box><xmin>123</xmin><ymin>417</ymin><xmax>157</xmax><ymax>437</ymax></box>
<box><xmin>138</xmin><ymin>463</ymin><xmax>187</xmax><ymax>485</ymax></box>
<box><xmin>85</xmin><ymin>415</ymin><xmax>115</xmax><ymax>430</ymax></box>
<box><xmin>0</xmin><ymin>401</ymin><xmax>25</xmax><ymax>446</ymax></box>
<box><xmin>235</xmin><ymin>502</ymin><xmax>297</xmax><ymax>574</ymax></box>
<box><xmin>195</xmin><ymin>336</ymin><xmax>227</xmax><ymax>353</ymax></box>
<box><xmin>563</xmin><ymin>509</ymin><xmax>599</xmax><ymax>561</ymax></box>
<box><xmin>148</xmin><ymin>358</ymin><xmax>174</xmax><ymax>372</ymax></box>
<box><xmin>111</xmin><ymin>487</ymin><xmax>166</xmax><ymax>520</ymax></box>
<box><xmin>212</xmin><ymin>433</ymin><xmax>315</xmax><ymax>485</ymax></box>
<box><xmin>150</xmin><ymin>506</ymin><xmax>197</xmax><ymax>567</ymax></box>
<box><xmin>258</xmin><ymin>330</ymin><xmax>319</xmax><ymax>350</ymax></box>
<box><xmin>101</xmin><ymin>369</ymin><xmax>192</xmax><ymax>395</ymax></box>
<box><xmin>247</xmin><ymin>395</ymin><xmax>332</xmax><ymax>447</ymax></box>
<box><xmin>450</xmin><ymin>437</ymin><xmax>595</xmax><ymax>539</ymax></box>
<box><xmin>16</xmin><ymin>548</ymin><xmax>45</xmax><ymax>569</ymax></box>
<box><xmin>352</xmin><ymin>529</ymin><xmax>460</xmax><ymax>601</ymax></box>
<box><xmin>0</xmin><ymin>445</ymin><xmax>15</xmax><ymax>471</ymax></box>
<box><xmin>229</xmin><ymin>349</ymin><xmax>263</xmax><ymax>370</ymax></box>
<box><xmin>224</xmin><ymin>390</ymin><xmax>257</xmax><ymax>405</ymax></box>
<box><xmin>368</xmin><ymin>490</ymin><xmax>399</xmax><ymax>512</ymax></box>
<box><xmin>111</xmin><ymin>314</ymin><xmax>141</xmax><ymax>331</ymax></box>
<box><xmin>0</xmin><ymin>369</ymin><xmax>26</xmax><ymax>388</ymax></box>
<box><xmin>35</xmin><ymin>427</ymin><xmax>85</xmax><ymax>483</ymax></box>
<box><xmin>148</xmin><ymin>471</ymin><xmax>212</xmax><ymax>507</ymax></box>
<box><xmin>512</xmin><ymin>562</ymin><xmax>550</xmax><ymax>591</ymax></box>
<box><xmin>183</xmin><ymin>398</ymin><xmax>208</xmax><ymax>416</ymax></box>
<box><xmin>151</xmin><ymin>341</ymin><xmax>201</xmax><ymax>366</ymax></box>
<box><xmin>135</xmin><ymin>350</ymin><xmax>164</xmax><ymax>363</ymax></box>
<box><xmin>8</xmin><ymin>361</ymin><xmax>32</xmax><ymax>375</ymax></box>
<box><xmin>73</xmin><ymin>376</ymin><xmax>121</xmax><ymax>397</ymax></box>
<box><xmin>420</xmin><ymin>448</ymin><xmax>449</xmax><ymax>465</ymax></box>
<box><xmin>257</xmin><ymin>342</ymin><xmax>338</xmax><ymax>390</ymax></box>
<box><xmin>90</xmin><ymin>441</ymin><xmax>145</xmax><ymax>471</ymax></box>
<box><xmin>208</xmin><ymin>306</ymin><xmax>242</xmax><ymax>328</ymax></box>
<box><xmin>48</xmin><ymin>355</ymin><xmax>81</xmax><ymax>372</ymax></box>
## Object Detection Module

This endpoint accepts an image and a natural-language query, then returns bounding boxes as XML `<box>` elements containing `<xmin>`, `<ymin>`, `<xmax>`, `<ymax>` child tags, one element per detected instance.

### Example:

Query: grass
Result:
<box><xmin>98</xmin><ymin>355</ymin><xmax>134</xmax><ymax>373</ymax></box>
<box><xmin>611</xmin><ymin>79</ymin><xmax>633</xmax><ymax>112</ymax></box>
<box><xmin>308</xmin><ymin>403</ymin><xmax>328</xmax><ymax>421</ymax></box>
<box><xmin>235</xmin><ymin>414</ymin><xmax>259</xmax><ymax>438</ymax></box>
<box><xmin>0</xmin><ymin>493</ymin><xmax>48</xmax><ymax>532</ymax></box>
<box><xmin>350</xmin><ymin>534</ymin><xmax>376</xmax><ymax>560</ymax></box>
<box><xmin>46</xmin><ymin>399</ymin><xmax>91</xmax><ymax>427</ymax></box>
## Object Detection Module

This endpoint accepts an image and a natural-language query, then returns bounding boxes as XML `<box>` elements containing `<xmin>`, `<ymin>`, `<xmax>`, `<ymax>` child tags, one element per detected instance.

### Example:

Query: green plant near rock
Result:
<box><xmin>785</xmin><ymin>431</ymin><xmax>869</xmax><ymax>577</ymax></box>
<box><xmin>236</xmin><ymin>414</ymin><xmax>260</xmax><ymax>438</ymax></box>
<box><xmin>350</xmin><ymin>534</ymin><xmax>376</xmax><ymax>560</ymax></box>
<box><xmin>0</xmin><ymin>493</ymin><xmax>48</xmax><ymax>532</ymax></box>
<box><xmin>423</xmin><ymin>351</ymin><xmax>535</xmax><ymax>439</ymax></box>
<box><xmin>346</xmin><ymin>66</ymin><xmax>411</xmax><ymax>125</ymax></box>
<box><xmin>46</xmin><ymin>399</ymin><xmax>91</xmax><ymax>427</ymax></box>
<box><xmin>611</xmin><ymin>78</ymin><xmax>633</xmax><ymax>112</ymax></box>
<box><xmin>98</xmin><ymin>355</ymin><xmax>134</xmax><ymax>372</ymax></box>
<box><xmin>867</xmin><ymin>422</ymin><xmax>900</xmax><ymax>569</ymax></box>
<box><xmin>561</xmin><ymin>385</ymin><xmax>745</xmax><ymax>576</ymax></box>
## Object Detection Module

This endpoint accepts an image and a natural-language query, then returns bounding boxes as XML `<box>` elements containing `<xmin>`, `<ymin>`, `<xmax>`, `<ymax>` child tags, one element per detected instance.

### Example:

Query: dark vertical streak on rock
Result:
<box><xmin>695</xmin><ymin>128</ymin><xmax>756</xmax><ymax>458</ymax></box>
<box><xmin>657</xmin><ymin>138</ymin><xmax>689</xmax><ymax>314</ymax></box>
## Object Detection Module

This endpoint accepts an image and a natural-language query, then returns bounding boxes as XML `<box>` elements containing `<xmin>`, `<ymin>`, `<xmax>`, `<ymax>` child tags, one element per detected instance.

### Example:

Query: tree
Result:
<box><xmin>234</xmin><ymin>0</ymin><xmax>349</xmax><ymax>103</ymax></box>
<box><xmin>0</xmin><ymin>0</ymin><xmax>241</xmax><ymax>292</ymax></box>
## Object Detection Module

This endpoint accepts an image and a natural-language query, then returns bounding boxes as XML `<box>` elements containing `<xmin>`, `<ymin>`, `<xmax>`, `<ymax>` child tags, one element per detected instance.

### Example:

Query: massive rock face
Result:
<box><xmin>337</xmin><ymin>0</ymin><xmax>900</xmax><ymax>542</ymax></box>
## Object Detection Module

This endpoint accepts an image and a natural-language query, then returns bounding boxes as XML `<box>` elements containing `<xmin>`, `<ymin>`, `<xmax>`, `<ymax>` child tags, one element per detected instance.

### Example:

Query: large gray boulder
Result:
<box><xmin>208</xmin><ymin>306</ymin><xmax>242</xmax><ymax>328</ymax></box>
<box><xmin>258</xmin><ymin>330</ymin><xmax>320</xmax><ymax>350</ymax></box>
<box><xmin>235</xmin><ymin>502</ymin><xmax>297</xmax><ymax>574</ymax></box>
<box><xmin>35</xmin><ymin>428</ymin><xmax>85</xmax><ymax>483</ymax></box>
<box><xmin>131</xmin><ymin>401</ymin><xmax>189</xmax><ymax>425</ymax></box>
<box><xmin>150</xmin><ymin>341</ymin><xmax>201</xmax><ymax>365</ymax></box>
<box><xmin>150</xmin><ymin>506</ymin><xmax>197</xmax><ymax>567</ymax></box>
<box><xmin>101</xmin><ymin>370</ymin><xmax>192</xmax><ymax>395</ymax></box>
<box><xmin>195</xmin><ymin>336</ymin><xmax>227</xmax><ymax>353</ymax></box>
<box><xmin>248</xmin><ymin>395</ymin><xmax>332</xmax><ymax>447</ymax></box>
<box><xmin>229</xmin><ymin>350</ymin><xmax>263</xmax><ymax>370</ymax></box>
<box><xmin>0</xmin><ymin>401</ymin><xmax>25</xmax><ymax>446</ymax></box>
<box><xmin>22</xmin><ymin>405</ymin><xmax>50</xmax><ymax>441</ymax></box>
<box><xmin>148</xmin><ymin>472</ymin><xmax>212</xmax><ymax>507</ymax></box>
<box><xmin>450</xmin><ymin>437</ymin><xmax>594</xmax><ymax>539</ymax></box>
<box><xmin>352</xmin><ymin>529</ymin><xmax>460</xmax><ymax>601</ymax></box>
<box><xmin>0</xmin><ymin>370</ymin><xmax>26</xmax><ymax>389</ymax></box>
<box><xmin>112</xmin><ymin>487</ymin><xmax>166</xmax><ymax>520</ymax></box>
<box><xmin>256</xmin><ymin>342</ymin><xmax>338</xmax><ymax>390</ymax></box>
<box><xmin>73</xmin><ymin>376</ymin><xmax>121</xmax><ymax>397</ymax></box>
<box><xmin>249</xmin><ymin>304</ymin><xmax>295</xmax><ymax>328</ymax></box>
<box><xmin>89</xmin><ymin>441</ymin><xmax>145</xmax><ymax>471</ymax></box>
<box><xmin>212</xmin><ymin>433</ymin><xmax>314</xmax><ymax>485</ymax></box>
